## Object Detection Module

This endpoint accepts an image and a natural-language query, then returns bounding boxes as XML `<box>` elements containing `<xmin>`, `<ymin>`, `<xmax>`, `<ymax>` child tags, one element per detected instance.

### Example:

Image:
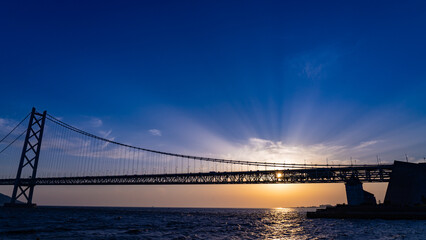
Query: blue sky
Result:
<box><xmin>1</xmin><ymin>1</ymin><xmax>426</xmax><ymax>165</ymax></box>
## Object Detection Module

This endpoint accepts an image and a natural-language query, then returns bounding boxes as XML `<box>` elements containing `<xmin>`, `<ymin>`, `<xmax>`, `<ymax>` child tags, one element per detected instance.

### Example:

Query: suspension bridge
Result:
<box><xmin>0</xmin><ymin>108</ymin><xmax>395</xmax><ymax>207</ymax></box>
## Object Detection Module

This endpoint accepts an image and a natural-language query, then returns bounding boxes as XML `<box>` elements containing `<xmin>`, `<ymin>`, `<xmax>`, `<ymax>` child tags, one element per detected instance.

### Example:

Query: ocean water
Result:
<box><xmin>0</xmin><ymin>207</ymin><xmax>425</xmax><ymax>240</ymax></box>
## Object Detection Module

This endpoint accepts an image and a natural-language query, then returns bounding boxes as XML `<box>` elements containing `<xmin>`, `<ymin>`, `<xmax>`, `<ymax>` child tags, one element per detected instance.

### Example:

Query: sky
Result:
<box><xmin>0</xmin><ymin>1</ymin><xmax>426</xmax><ymax>207</ymax></box>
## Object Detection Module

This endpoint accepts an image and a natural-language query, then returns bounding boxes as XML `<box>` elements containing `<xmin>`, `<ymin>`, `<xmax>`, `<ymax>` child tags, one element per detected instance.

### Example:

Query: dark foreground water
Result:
<box><xmin>0</xmin><ymin>207</ymin><xmax>425</xmax><ymax>240</ymax></box>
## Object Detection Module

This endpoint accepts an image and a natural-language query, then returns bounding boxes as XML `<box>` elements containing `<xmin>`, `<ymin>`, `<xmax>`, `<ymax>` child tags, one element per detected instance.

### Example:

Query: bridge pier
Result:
<box><xmin>345</xmin><ymin>177</ymin><xmax>376</xmax><ymax>206</ymax></box>
<box><xmin>384</xmin><ymin>161</ymin><xmax>426</xmax><ymax>205</ymax></box>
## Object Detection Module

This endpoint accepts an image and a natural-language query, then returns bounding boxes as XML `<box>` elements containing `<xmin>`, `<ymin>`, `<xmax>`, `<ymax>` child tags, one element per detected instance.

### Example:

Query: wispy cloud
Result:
<box><xmin>303</xmin><ymin>62</ymin><xmax>324</xmax><ymax>79</ymax></box>
<box><xmin>220</xmin><ymin>138</ymin><xmax>340</xmax><ymax>164</ymax></box>
<box><xmin>0</xmin><ymin>118</ymin><xmax>15</xmax><ymax>134</ymax></box>
<box><xmin>0</xmin><ymin>118</ymin><xmax>7</xmax><ymax>127</ymax></box>
<box><xmin>354</xmin><ymin>140</ymin><xmax>379</xmax><ymax>150</ymax></box>
<box><xmin>89</xmin><ymin>117</ymin><xmax>103</xmax><ymax>128</ymax></box>
<box><xmin>148</xmin><ymin>129</ymin><xmax>162</xmax><ymax>136</ymax></box>
<box><xmin>285</xmin><ymin>47</ymin><xmax>340</xmax><ymax>81</ymax></box>
<box><xmin>218</xmin><ymin>138</ymin><xmax>389</xmax><ymax>165</ymax></box>
<box><xmin>99</xmin><ymin>130</ymin><xmax>112</xmax><ymax>138</ymax></box>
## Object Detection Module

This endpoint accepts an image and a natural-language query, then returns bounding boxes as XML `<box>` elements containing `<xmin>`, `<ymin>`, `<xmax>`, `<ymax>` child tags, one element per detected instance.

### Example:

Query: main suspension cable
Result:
<box><xmin>0</xmin><ymin>129</ymin><xmax>26</xmax><ymax>154</ymax></box>
<box><xmin>45</xmin><ymin>113</ymin><xmax>386</xmax><ymax>168</ymax></box>
<box><xmin>0</xmin><ymin>112</ymin><xmax>30</xmax><ymax>144</ymax></box>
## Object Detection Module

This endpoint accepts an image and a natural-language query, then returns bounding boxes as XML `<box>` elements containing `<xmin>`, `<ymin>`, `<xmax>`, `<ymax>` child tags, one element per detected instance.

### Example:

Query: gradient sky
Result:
<box><xmin>1</xmin><ymin>1</ymin><xmax>426</xmax><ymax>207</ymax></box>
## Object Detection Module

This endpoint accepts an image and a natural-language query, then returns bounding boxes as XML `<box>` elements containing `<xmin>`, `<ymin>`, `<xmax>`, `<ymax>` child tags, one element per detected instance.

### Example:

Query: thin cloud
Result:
<box><xmin>0</xmin><ymin>118</ymin><xmax>15</xmax><ymax>133</ymax></box>
<box><xmin>354</xmin><ymin>140</ymin><xmax>379</xmax><ymax>150</ymax></box>
<box><xmin>217</xmin><ymin>138</ymin><xmax>391</xmax><ymax>165</ymax></box>
<box><xmin>148</xmin><ymin>129</ymin><xmax>162</xmax><ymax>136</ymax></box>
<box><xmin>89</xmin><ymin>117</ymin><xmax>103</xmax><ymax>128</ymax></box>
<box><xmin>221</xmin><ymin>138</ymin><xmax>344</xmax><ymax>164</ymax></box>
<box><xmin>0</xmin><ymin>118</ymin><xmax>7</xmax><ymax>127</ymax></box>
<box><xmin>303</xmin><ymin>62</ymin><xmax>323</xmax><ymax>79</ymax></box>
<box><xmin>284</xmin><ymin>47</ymin><xmax>341</xmax><ymax>81</ymax></box>
<box><xmin>99</xmin><ymin>130</ymin><xmax>113</xmax><ymax>138</ymax></box>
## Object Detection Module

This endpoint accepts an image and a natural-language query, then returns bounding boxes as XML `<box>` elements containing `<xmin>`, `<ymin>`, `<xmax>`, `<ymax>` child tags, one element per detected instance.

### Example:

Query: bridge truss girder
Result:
<box><xmin>0</xmin><ymin>165</ymin><xmax>393</xmax><ymax>186</ymax></box>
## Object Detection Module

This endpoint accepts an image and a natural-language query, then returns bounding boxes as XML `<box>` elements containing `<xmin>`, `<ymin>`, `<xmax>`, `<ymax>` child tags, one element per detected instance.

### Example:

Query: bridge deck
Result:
<box><xmin>0</xmin><ymin>166</ymin><xmax>393</xmax><ymax>185</ymax></box>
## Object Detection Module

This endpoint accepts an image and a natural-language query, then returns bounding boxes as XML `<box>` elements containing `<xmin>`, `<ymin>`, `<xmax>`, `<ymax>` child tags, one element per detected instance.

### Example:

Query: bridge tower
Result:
<box><xmin>5</xmin><ymin>108</ymin><xmax>46</xmax><ymax>207</ymax></box>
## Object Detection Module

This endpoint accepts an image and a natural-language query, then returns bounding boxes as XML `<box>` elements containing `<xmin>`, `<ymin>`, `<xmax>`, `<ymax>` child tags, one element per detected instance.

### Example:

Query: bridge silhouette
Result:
<box><xmin>0</xmin><ymin>108</ymin><xmax>393</xmax><ymax>207</ymax></box>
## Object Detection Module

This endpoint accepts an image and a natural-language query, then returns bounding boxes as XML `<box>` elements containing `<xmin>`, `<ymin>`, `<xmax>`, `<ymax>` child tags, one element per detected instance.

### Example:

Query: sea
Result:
<box><xmin>0</xmin><ymin>207</ymin><xmax>425</xmax><ymax>240</ymax></box>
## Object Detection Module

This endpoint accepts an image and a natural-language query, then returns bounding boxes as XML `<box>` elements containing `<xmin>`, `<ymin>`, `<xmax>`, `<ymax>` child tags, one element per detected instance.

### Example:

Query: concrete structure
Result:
<box><xmin>308</xmin><ymin>161</ymin><xmax>426</xmax><ymax>219</ymax></box>
<box><xmin>345</xmin><ymin>177</ymin><xmax>376</xmax><ymax>205</ymax></box>
<box><xmin>384</xmin><ymin>161</ymin><xmax>426</xmax><ymax>206</ymax></box>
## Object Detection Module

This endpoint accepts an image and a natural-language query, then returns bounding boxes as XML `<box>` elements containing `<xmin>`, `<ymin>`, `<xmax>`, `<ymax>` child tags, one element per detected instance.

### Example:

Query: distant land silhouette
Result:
<box><xmin>0</xmin><ymin>193</ymin><xmax>22</xmax><ymax>205</ymax></box>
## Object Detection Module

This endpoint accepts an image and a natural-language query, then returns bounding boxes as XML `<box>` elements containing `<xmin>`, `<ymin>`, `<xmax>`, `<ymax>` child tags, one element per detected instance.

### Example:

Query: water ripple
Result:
<box><xmin>0</xmin><ymin>207</ymin><xmax>425</xmax><ymax>239</ymax></box>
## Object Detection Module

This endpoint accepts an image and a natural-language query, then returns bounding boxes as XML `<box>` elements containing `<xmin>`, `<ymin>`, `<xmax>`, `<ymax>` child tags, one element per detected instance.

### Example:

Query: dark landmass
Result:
<box><xmin>0</xmin><ymin>193</ymin><xmax>22</xmax><ymax>205</ymax></box>
<box><xmin>296</xmin><ymin>204</ymin><xmax>332</xmax><ymax>209</ymax></box>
